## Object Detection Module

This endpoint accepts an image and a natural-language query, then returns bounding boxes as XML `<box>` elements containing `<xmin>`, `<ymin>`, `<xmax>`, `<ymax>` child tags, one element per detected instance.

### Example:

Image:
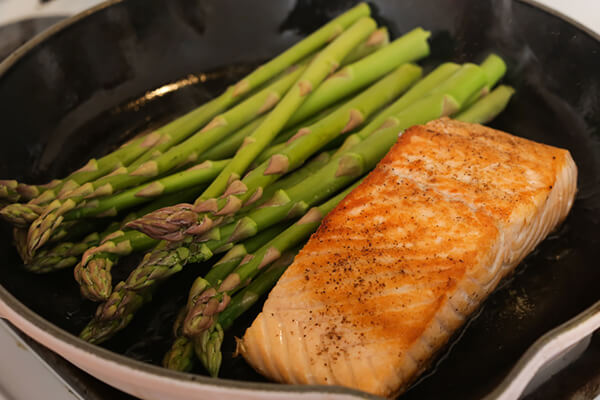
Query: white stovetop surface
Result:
<box><xmin>0</xmin><ymin>1</ymin><xmax>598</xmax><ymax>400</ymax></box>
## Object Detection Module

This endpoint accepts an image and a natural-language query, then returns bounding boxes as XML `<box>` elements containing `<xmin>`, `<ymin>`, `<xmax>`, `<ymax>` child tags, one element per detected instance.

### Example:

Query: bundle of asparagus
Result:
<box><xmin>0</xmin><ymin>2</ymin><xmax>516</xmax><ymax>380</ymax></box>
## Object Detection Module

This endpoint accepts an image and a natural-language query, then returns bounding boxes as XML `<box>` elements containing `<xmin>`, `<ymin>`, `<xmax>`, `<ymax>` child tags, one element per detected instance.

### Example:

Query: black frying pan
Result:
<box><xmin>0</xmin><ymin>0</ymin><xmax>598</xmax><ymax>398</ymax></box>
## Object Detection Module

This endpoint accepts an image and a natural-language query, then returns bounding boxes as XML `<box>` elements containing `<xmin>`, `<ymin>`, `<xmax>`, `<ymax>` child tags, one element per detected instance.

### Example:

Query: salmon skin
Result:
<box><xmin>240</xmin><ymin>118</ymin><xmax>577</xmax><ymax>398</ymax></box>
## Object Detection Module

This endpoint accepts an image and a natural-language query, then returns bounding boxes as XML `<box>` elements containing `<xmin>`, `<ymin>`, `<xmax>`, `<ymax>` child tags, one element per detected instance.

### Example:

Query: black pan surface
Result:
<box><xmin>0</xmin><ymin>1</ymin><xmax>599</xmax><ymax>398</ymax></box>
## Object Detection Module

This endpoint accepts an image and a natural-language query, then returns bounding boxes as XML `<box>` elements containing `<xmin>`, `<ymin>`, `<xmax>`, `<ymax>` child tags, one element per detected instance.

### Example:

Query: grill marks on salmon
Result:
<box><xmin>240</xmin><ymin>118</ymin><xmax>577</xmax><ymax>398</ymax></box>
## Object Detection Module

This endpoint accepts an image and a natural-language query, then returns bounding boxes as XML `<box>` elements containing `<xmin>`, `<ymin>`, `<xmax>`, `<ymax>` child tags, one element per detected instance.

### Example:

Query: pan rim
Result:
<box><xmin>0</xmin><ymin>0</ymin><xmax>598</xmax><ymax>398</ymax></box>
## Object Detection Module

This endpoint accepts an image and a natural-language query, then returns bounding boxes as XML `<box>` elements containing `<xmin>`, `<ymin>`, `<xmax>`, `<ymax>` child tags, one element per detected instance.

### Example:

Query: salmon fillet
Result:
<box><xmin>240</xmin><ymin>118</ymin><xmax>577</xmax><ymax>398</ymax></box>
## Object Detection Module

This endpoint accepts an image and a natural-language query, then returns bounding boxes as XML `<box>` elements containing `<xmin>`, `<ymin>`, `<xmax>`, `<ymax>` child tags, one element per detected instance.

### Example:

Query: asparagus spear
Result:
<box><xmin>342</xmin><ymin>27</ymin><xmax>389</xmax><ymax>65</ymax></box>
<box><xmin>333</xmin><ymin>61</ymin><xmax>494</xmax><ymax>157</ymax></box>
<box><xmin>128</xmin><ymin>64</ymin><xmax>423</xmax><ymax>239</ymax></box>
<box><xmin>26</xmin><ymin>187</ymin><xmax>204</xmax><ymax>275</ymax></box>
<box><xmin>455</xmin><ymin>85</ymin><xmax>515</xmax><ymax>123</ymax></box>
<box><xmin>198</xmin><ymin>118</ymin><xmax>264</xmax><ymax>163</ymax></box>
<box><xmin>79</xmin><ymin>281</ymin><xmax>155</xmax><ymax>343</ymax></box>
<box><xmin>195</xmin><ymin>18</ymin><xmax>377</xmax><ymax>204</ymax></box>
<box><xmin>27</xmin><ymin>228</ymin><xmax>115</xmax><ymax>274</ymax></box>
<box><xmin>184</xmin><ymin>183</ymin><xmax>359</xmax><ymax>338</ymax></box>
<box><xmin>163</xmin><ymin>307</ymin><xmax>196</xmax><ymax>372</ymax></box>
<box><xmin>1</xmin><ymin>3</ymin><xmax>371</xmax><ymax>205</ymax></box>
<box><xmin>74</xmin><ymin>230</ymin><xmax>156</xmax><ymax>301</ymax></box>
<box><xmin>463</xmin><ymin>54</ymin><xmax>507</xmax><ymax>107</ymax></box>
<box><xmin>65</xmin><ymin>160</ymin><xmax>228</xmax><ymax>220</ymax></box>
<box><xmin>286</xmin><ymin>27</ymin><xmax>431</xmax><ymax>127</ymax></box>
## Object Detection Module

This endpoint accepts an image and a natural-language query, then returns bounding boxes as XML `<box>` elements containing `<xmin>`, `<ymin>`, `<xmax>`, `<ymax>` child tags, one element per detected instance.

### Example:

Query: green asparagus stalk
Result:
<box><xmin>332</xmin><ymin>62</ymin><xmax>491</xmax><ymax>157</ymax></box>
<box><xmin>198</xmin><ymin>118</ymin><xmax>265</xmax><ymax>162</ymax></box>
<box><xmin>65</xmin><ymin>159</ymin><xmax>228</xmax><ymax>220</ymax></box>
<box><xmin>54</xmin><ymin>3</ymin><xmax>374</xmax><ymax>196</ymax></box>
<box><xmin>26</xmin><ymin>187</ymin><xmax>203</xmax><ymax>274</ymax></box>
<box><xmin>26</xmin><ymin>227</ymin><xmax>116</xmax><ymax>274</ymax></box>
<box><xmin>3</xmin><ymin>3</ymin><xmax>371</xmax><ymax>205</ymax></box>
<box><xmin>183</xmin><ymin>183</ymin><xmax>358</xmax><ymax>337</ymax></box>
<box><xmin>455</xmin><ymin>85</ymin><xmax>515</xmax><ymax>123</ymax></box>
<box><xmin>342</xmin><ymin>27</ymin><xmax>389</xmax><ymax>65</ymax></box>
<box><xmin>129</xmin><ymin>64</ymin><xmax>422</xmax><ymax>239</ymax></box>
<box><xmin>79</xmin><ymin>281</ymin><xmax>155</xmax><ymax>343</ymax></box>
<box><xmin>194</xmin><ymin>18</ymin><xmax>377</xmax><ymax>204</ymax></box>
<box><xmin>181</xmin><ymin>252</ymin><xmax>297</xmax><ymax>375</ymax></box>
<box><xmin>164</xmin><ymin>336</ymin><xmax>196</xmax><ymax>372</ymax></box>
<box><xmin>463</xmin><ymin>54</ymin><xmax>507</xmax><ymax>106</ymax></box>
<box><xmin>286</xmin><ymin>27</ymin><xmax>431</xmax><ymax>127</ymax></box>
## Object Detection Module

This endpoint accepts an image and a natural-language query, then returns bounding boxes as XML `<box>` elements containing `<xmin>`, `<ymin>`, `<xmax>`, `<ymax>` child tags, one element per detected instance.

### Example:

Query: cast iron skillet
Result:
<box><xmin>0</xmin><ymin>0</ymin><xmax>599</xmax><ymax>398</ymax></box>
